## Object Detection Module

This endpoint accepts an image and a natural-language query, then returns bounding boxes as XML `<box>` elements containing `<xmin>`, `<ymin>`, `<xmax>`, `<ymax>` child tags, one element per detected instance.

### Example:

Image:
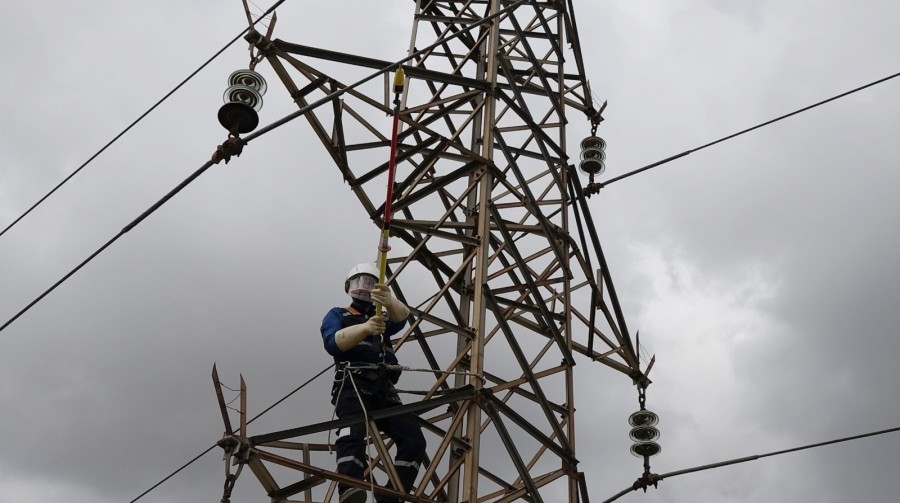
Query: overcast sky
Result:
<box><xmin>2</xmin><ymin>1</ymin><xmax>900</xmax><ymax>502</ymax></box>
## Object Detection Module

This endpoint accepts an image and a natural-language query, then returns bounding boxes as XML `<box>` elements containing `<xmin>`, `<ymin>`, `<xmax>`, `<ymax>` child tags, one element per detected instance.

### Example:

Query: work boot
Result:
<box><xmin>339</xmin><ymin>487</ymin><xmax>367</xmax><ymax>503</ymax></box>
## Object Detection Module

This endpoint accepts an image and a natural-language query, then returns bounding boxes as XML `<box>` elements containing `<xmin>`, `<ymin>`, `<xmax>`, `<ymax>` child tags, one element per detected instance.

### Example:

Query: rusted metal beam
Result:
<box><xmin>251</xmin><ymin>385</ymin><xmax>477</xmax><ymax>445</ymax></box>
<box><xmin>273</xmin><ymin>40</ymin><xmax>490</xmax><ymax>91</ymax></box>
<box><xmin>211</xmin><ymin>364</ymin><xmax>233</xmax><ymax>436</ymax></box>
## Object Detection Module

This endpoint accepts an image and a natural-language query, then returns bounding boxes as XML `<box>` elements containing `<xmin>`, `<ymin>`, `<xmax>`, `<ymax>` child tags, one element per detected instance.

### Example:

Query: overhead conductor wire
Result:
<box><xmin>0</xmin><ymin>0</ymin><xmax>527</xmax><ymax>335</ymax></box>
<box><xmin>595</xmin><ymin>70</ymin><xmax>900</xmax><ymax>189</ymax></box>
<box><xmin>128</xmin><ymin>364</ymin><xmax>334</xmax><ymax>503</ymax></box>
<box><xmin>0</xmin><ymin>0</ymin><xmax>287</xmax><ymax>240</ymax></box>
<box><xmin>601</xmin><ymin>425</ymin><xmax>900</xmax><ymax>503</ymax></box>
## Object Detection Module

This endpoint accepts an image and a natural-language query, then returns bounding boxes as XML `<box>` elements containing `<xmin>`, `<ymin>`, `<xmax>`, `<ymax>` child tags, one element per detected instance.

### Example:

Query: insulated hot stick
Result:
<box><xmin>375</xmin><ymin>67</ymin><xmax>405</xmax><ymax>316</ymax></box>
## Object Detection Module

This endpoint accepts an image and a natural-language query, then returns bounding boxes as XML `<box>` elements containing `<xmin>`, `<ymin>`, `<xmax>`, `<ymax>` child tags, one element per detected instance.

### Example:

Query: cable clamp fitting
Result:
<box><xmin>631</xmin><ymin>471</ymin><xmax>661</xmax><ymax>493</ymax></box>
<box><xmin>211</xmin><ymin>136</ymin><xmax>247</xmax><ymax>164</ymax></box>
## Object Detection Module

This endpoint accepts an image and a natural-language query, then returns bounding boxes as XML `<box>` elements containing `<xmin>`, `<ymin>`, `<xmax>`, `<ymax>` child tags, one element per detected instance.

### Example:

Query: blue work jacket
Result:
<box><xmin>320</xmin><ymin>305</ymin><xmax>406</xmax><ymax>365</ymax></box>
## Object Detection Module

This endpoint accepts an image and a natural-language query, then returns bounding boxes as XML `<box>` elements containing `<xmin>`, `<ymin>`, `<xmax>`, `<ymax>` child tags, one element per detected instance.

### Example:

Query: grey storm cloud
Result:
<box><xmin>2</xmin><ymin>1</ymin><xmax>900</xmax><ymax>503</ymax></box>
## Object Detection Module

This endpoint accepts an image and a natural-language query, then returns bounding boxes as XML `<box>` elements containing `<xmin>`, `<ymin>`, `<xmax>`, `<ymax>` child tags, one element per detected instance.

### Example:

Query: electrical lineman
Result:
<box><xmin>320</xmin><ymin>262</ymin><xmax>425</xmax><ymax>503</ymax></box>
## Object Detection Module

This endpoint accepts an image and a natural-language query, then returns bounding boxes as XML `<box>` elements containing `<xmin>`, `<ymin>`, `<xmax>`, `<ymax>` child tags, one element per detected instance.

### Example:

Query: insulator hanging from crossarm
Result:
<box><xmin>628</xmin><ymin>410</ymin><xmax>658</xmax><ymax>427</ymax></box>
<box><xmin>628</xmin><ymin>408</ymin><xmax>661</xmax><ymax>457</ymax></box>
<box><xmin>223</xmin><ymin>85</ymin><xmax>263</xmax><ymax>111</ymax></box>
<box><xmin>218</xmin><ymin>69</ymin><xmax>268</xmax><ymax>134</ymax></box>
<box><xmin>578</xmin><ymin>135</ymin><xmax>607</xmax><ymax>178</ymax></box>
<box><xmin>229</xmin><ymin>68</ymin><xmax>268</xmax><ymax>95</ymax></box>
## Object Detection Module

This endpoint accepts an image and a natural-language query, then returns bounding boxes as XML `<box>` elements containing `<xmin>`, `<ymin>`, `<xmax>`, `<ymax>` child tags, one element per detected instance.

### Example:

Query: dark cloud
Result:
<box><xmin>2</xmin><ymin>1</ymin><xmax>899</xmax><ymax>503</ymax></box>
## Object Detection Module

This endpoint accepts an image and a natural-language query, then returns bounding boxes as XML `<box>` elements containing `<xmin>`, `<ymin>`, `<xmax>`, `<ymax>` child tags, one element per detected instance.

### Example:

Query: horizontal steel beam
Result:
<box><xmin>251</xmin><ymin>385</ymin><xmax>477</xmax><ymax>445</ymax></box>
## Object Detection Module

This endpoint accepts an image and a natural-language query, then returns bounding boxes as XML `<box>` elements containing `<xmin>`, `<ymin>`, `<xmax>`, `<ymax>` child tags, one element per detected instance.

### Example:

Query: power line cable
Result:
<box><xmin>128</xmin><ymin>444</ymin><xmax>218</xmax><ymax>503</ymax></box>
<box><xmin>0</xmin><ymin>0</ymin><xmax>287</xmax><ymax>241</ymax></box>
<box><xmin>0</xmin><ymin>158</ymin><xmax>217</xmax><ymax>333</ymax></box>
<box><xmin>593</xmin><ymin>70</ymin><xmax>900</xmax><ymax>190</ymax></box>
<box><xmin>128</xmin><ymin>364</ymin><xmax>333</xmax><ymax>503</ymax></box>
<box><xmin>0</xmin><ymin>0</ymin><xmax>526</xmax><ymax>335</ymax></box>
<box><xmin>602</xmin><ymin>425</ymin><xmax>900</xmax><ymax>503</ymax></box>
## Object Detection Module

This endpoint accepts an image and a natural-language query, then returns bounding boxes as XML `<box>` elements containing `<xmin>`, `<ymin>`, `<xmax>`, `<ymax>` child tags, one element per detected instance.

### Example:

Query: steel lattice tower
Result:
<box><xmin>217</xmin><ymin>2</ymin><xmax>646</xmax><ymax>502</ymax></box>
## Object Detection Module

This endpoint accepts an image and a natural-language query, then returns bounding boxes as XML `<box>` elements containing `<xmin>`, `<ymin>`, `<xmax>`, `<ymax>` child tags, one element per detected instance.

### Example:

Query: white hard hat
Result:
<box><xmin>345</xmin><ymin>262</ymin><xmax>380</xmax><ymax>300</ymax></box>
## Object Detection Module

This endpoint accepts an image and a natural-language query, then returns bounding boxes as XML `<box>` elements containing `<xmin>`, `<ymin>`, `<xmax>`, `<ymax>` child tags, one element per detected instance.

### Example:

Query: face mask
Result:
<box><xmin>347</xmin><ymin>275</ymin><xmax>376</xmax><ymax>301</ymax></box>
